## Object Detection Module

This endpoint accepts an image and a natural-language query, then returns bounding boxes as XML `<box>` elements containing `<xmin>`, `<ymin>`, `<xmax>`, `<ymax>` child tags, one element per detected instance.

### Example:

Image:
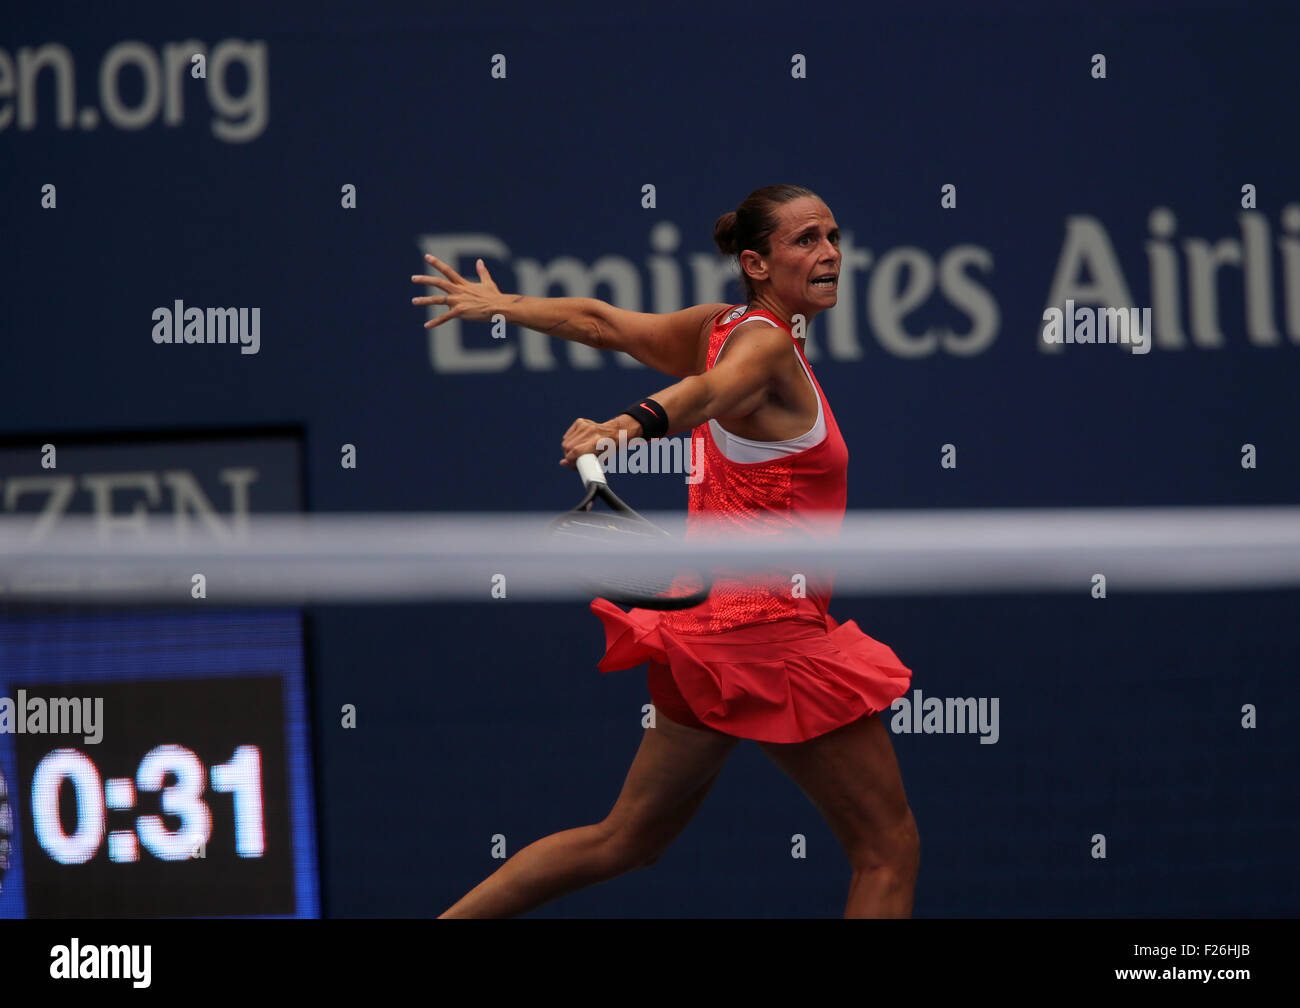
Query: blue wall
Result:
<box><xmin>3</xmin><ymin>0</ymin><xmax>1297</xmax><ymax>915</ymax></box>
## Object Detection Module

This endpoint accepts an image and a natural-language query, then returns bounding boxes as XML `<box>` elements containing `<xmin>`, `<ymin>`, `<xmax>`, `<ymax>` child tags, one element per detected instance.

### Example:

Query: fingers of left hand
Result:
<box><xmin>424</xmin><ymin>254</ymin><xmax>466</xmax><ymax>284</ymax></box>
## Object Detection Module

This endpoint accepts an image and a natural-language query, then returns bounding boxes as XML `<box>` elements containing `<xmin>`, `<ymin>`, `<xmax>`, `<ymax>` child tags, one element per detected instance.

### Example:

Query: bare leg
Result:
<box><xmin>759</xmin><ymin>713</ymin><xmax>919</xmax><ymax>918</ymax></box>
<box><xmin>440</xmin><ymin>711</ymin><xmax>737</xmax><ymax>918</ymax></box>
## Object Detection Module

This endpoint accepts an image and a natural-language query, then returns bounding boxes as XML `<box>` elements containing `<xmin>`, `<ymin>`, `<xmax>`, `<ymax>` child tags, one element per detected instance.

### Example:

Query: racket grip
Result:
<box><xmin>575</xmin><ymin>453</ymin><xmax>608</xmax><ymax>487</ymax></box>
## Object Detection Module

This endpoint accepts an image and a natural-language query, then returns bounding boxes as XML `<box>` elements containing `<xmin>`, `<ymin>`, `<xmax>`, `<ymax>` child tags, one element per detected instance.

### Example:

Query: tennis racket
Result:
<box><xmin>549</xmin><ymin>453</ymin><xmax>711</xmax><ymax>610</ymax></box>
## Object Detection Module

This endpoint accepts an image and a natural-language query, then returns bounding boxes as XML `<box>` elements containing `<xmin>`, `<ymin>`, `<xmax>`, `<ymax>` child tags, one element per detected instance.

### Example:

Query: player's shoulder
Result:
<box><xmin>689</xmin><ymin>303</ymin><xmax>741</xmax><ymax>346</ymax></box>
<box><xmin>713</xmin><ymin>312</ymin><xmax>794</xmax><ymax>370</ymax></box>
<box><xmin>688</xmin><ymin>303</ymin><xmax>740</xmax><ymax>373</ymax></box>
<box><xmin>719</xmin><ymin>304</ymin><xmax>788</xmax><ymax>334</ymax></box>
<box><xmin>694</xmin><ymin>304</ymin><xmax>787</xmax><ymax>372</ymax></box>
<box><xmin>725</xmin><ymin>310</ymin><xmax>789</xmax><ymax>347</ymax></box>
<box><xmin>716</xmin><ymin>303</ymin><xmax>772</xmax><ymax>325</ymax></box>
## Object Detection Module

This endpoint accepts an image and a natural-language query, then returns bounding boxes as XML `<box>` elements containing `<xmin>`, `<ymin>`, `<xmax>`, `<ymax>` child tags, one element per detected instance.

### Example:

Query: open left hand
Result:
<box><xmin>411</xmin><ymin>256</ymin><xmax>505</xmax><ymax>330</ymax></box>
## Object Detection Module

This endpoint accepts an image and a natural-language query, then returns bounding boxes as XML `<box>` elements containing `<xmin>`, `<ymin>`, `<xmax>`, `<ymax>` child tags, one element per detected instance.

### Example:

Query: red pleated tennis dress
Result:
<box><xmin>591</xmin><ymin>304</ymin><xmax>912</xmax><ymax>743</ymax></box>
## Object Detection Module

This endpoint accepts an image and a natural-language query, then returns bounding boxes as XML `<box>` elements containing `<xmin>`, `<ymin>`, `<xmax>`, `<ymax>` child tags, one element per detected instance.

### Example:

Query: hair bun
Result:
<box><xmin>712</xmin><ymin>211</ymin><xmax>739</xmax><ymax>256</ymax></box>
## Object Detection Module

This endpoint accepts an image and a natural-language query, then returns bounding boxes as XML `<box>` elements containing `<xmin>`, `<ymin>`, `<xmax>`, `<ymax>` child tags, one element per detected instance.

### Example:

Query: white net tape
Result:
<box><xmin>1</xmin><ymin>508</ymin><xmax>1298</xmax><ymax>603</ymax></box>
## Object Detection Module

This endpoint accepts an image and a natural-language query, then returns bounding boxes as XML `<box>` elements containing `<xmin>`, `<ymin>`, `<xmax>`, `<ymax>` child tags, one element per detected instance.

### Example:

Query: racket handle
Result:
<box><xmin>575</xmin><ymin>453</ymin><xmax>608</xmax><ymax>487</ymax></box>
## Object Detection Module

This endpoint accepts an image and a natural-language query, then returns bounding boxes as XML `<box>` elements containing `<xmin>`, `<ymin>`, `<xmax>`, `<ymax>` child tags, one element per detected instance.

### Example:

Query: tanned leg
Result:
<box><xmin>440</xmin><ymin>712</ymin><xmax>737</xmax><ymax>918</ymax></box>
<box><xmin>760</xmin><ymin>713</ymin><xmax>919</xmax><ymax>918</ymax></box>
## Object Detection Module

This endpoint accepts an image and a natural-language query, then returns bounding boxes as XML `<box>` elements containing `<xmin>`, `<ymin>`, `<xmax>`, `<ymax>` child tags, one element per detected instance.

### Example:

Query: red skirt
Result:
<box><xmin>591</xmin><ymin>598</ymin><xmax>912</xmax><ymax>744</ymax></box>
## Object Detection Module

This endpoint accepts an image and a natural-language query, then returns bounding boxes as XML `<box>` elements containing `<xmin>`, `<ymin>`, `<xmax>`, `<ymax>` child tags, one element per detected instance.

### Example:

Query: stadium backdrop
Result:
<box><xmin>1</xmin><ymin>0</ymin><xmax>1296</xmax><ymax>916</ymax></box>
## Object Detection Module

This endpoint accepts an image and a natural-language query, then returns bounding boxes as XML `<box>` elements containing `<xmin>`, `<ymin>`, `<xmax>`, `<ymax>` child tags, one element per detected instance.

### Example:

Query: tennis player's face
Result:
<box><xmin>763</xmin><ymin>198</ymin><xmax>841</xmax><ymax>316</ymax></box>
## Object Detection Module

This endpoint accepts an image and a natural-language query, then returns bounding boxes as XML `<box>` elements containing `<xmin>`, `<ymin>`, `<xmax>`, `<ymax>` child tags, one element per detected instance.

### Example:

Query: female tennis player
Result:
<box><xmin>412</xmin><ymin>184</ymin><xmax>918</xmax><ymax>918</ymax></box>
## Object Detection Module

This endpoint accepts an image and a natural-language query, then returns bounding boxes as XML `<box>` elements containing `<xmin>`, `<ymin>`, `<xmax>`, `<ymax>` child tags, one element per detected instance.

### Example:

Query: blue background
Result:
<box><xmin>2</xmin><ymin>0</ymin><xmax>1297</xmax><ymax>915</ymax></box>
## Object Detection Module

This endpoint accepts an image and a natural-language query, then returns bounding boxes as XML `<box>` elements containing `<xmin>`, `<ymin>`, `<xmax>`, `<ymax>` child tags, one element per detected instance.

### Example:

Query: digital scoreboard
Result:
<box><xmin>0</xmin><ymin>432</ymin><xmax>319</xmax><ymax>918</ymax></box>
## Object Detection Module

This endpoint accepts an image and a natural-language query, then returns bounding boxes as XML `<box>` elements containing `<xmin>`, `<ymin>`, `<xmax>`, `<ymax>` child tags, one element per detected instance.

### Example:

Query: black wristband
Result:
<box><xmin>621</xmin><ymin>397</ymin><xmax>669</xmax><ymax>438</ymax></box>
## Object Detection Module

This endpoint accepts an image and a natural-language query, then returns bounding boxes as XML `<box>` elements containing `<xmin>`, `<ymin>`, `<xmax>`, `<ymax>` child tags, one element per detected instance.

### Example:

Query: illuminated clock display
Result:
<box><xmin>13</xmin><ymin>675</ymin><xmax>296</xmax><ymax>917</ymax></box>
<box><xmin>32</xmin><ymin>744</ymin><xmax>266</xmax><ymax>865</ymax></box>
